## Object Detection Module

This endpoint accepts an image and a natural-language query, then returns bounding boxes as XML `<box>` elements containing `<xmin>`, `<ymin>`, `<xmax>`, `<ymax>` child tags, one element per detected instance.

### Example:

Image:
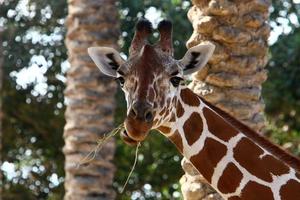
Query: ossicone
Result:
<box><xmin>129</xmin><ymin>18</ymin><xmax>153</xmax><ymax>56</ymax></box>
<box><xmin>157</xmin><ymin>19</ymin><xmax>173</xmax><ymax>55</ymax></box>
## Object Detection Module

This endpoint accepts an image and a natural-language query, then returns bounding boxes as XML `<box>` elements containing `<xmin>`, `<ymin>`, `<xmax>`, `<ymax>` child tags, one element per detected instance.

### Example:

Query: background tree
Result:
<box><xmin>263</xmin><ymin>0</ymin><xmax>300</xmax><ymax>156</ymax></box>
<box><xmin>1</xmin><ymin>1</ymin><xmax>67</xmax><ymax>199</ymax></box>
<box><xmin>63</xmin><ymin>0</ymin><xmax>119</xmax><ymax>199</ymax></box>
<box><xmin>181</xmin><ymin>0</ymin><xmax>271</xmax><ymax>199</ymax></box>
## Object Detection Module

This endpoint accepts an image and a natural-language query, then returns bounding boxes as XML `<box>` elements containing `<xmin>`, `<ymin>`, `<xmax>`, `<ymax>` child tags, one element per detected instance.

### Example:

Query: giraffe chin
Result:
<box><xmin>123</xmin><ymin>117</ymin><xmax>152</xmax><ymax>145</ymax></box>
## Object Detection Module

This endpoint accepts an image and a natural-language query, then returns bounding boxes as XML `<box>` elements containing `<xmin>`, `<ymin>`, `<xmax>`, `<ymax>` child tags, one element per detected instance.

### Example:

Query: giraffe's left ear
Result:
<box><xmin>88</xmin><ymin>47</ymin><xmax>125</xmax><ymax>77</ymax></box>
<box><xmin>179</xmin><ymin>42</ymin><xmax>215</xmax><ymax>75</ymax></box>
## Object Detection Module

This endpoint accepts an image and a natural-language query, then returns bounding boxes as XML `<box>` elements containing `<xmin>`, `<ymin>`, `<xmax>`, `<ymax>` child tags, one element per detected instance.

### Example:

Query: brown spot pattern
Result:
<box><xmin>157</xmin><ymin>126</ymin><xmax>171</xmax><ymax>134</ymax></box>
<box><xmin>169</xmin><ymin>130</ymin><xmax>183</xmax><ymax>153</ymax></box>
<box><xmin>170</xmin><ymin>112</ymin><xmax>176</xmax><ymax>122</ymax></box>
<box><xmin>240</xmin><ymin>181</ymin><xmax>273</xmax><ymax>200</ymax></box>
<box><xmin>183</xmin><ymin>113</ymin><xmax>203</xmax><ymax>146</ymax></box>
<box><xmin>234</xmin><ymin>138</ymin><xmax>289</xmax><ymax>182</ymax></box>
<box><xmin>218</xmin><ymin>162</ymin><xmax>243</xmax><ymax>194</ymax></box>
<box><xmin>280</xmin><ymin>180</ymin><xmax>300</xmax><ymax>200</ymax></box>
<box><xmin>200</xmin><ymin>97</ymin><xmax>300</xmax><ymax>173</ymax></box>
<box><xmin>176</xmin><ymin>101</ymin><xmax>184</xmax><ymax>118</ymax></box>
<box><xmin>203</xmin><ymin>107</ymin><xmax>239</xmax><ymax>142</ymax></box>
<box><xmin>190</xmin><ymin>138</ymin><xmax>227</xmax><ymax>183</ymax></box>
<box><xmin>180</xmin><ymin>88</ymin><xmax>200</xmax><ymax>106</ymax></box>
<box><xmin>159</xmin><ymin>107</ymin><xmax>166</xmax><ymax>116</ymax></box>
<box><xmin>262</xmin><ymin>155</ymin><xmax>290</xmax><ymax>176</ymax></box>
<box><xmin>228</xmin><ymin>196</ymin><xmax>242</xmax><ymax>200</ymax></box>
<box><xmin>163</xmin><ymin>109</ymin><xmax>170</xmax><ymax>118</ymax></box>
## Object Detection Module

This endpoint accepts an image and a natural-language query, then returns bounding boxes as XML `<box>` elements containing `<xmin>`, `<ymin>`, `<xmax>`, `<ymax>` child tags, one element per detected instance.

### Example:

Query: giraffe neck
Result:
<box><xmin>157</xmin><ymin>86</ymin><xmax>300</xmax><ymax>200</ymax></box>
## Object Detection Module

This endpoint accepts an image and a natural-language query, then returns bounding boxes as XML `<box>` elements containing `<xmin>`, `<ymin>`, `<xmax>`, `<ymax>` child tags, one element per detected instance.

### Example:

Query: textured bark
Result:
<box><xmin>64</xmin><ymin>0</ymin><xmax>119</xmax><ymax>199</ymax></box>
<box><xmin>181</xmin><ymin>0</ymin><xmax>271</xmax><ymax>199</ymax></box>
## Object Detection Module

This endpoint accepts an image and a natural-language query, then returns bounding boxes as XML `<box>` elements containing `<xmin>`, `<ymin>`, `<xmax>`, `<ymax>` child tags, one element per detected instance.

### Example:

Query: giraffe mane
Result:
<box><xmin>199</xmin><ymin>97</ymin><xmax>300</xmax><ymax>173</ymax></box>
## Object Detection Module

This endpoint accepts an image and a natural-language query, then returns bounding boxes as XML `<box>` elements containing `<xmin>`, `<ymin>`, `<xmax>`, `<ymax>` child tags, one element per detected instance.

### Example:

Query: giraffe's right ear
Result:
<box><xmin>88</xmin><ymin>47</ymin><xmax>125</xmax><ymax>77</ymax></box>
<box><xmin>179</xmin><ymin>42</ymin><xmax>215</xmax><ymax>75</ymax></box>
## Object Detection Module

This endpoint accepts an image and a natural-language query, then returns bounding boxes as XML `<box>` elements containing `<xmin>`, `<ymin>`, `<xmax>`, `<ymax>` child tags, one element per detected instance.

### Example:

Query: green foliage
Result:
<box><xmin>263</xmin><ymin>1</ymin><xmax>300</xmax><ymax>156</ymax></box>
<box><xmin>1</xmin><ymin>0</ymin><xmax>67</xmax><ymax>199</ymax></box>
<box><xmin>270</xmin><ymin>0</ymin><xmax>300</xmax><ymax>30</ymax></box>
<box><xmin>265</xmin><ymin>121</ymin><xmax>300</xmax><ymax>156</ymax></box>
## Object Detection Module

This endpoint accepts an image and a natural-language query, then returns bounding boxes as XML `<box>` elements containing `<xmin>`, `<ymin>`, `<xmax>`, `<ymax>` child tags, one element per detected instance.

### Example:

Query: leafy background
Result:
<box><xmin>1</xmin><ymin>0</ymin><xmax>300</xmax><ymax>199</ymax></box>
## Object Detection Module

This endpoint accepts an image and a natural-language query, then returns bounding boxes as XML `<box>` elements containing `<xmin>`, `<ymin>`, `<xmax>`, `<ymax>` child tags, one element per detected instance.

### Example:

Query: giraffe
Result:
<box><xmin>88</xmin><ymin>19</ymin><xmax>300</xmax><ymax>200</ymax></box>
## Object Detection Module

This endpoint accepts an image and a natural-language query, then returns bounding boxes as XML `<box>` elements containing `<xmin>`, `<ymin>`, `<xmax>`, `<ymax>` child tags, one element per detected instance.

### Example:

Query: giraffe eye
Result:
<box><xmin>170</xmin><ymin>77</ymin><xmax>183</xmax><ymax>87</ymax></box>
<box><xmin>116</xmin><ymin>77</ymin><xmax>125</xmax><ymax>86</ymax></box>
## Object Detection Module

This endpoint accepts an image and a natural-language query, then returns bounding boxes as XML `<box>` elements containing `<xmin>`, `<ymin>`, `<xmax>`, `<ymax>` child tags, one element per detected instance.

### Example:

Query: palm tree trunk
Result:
<box><xmin>64</xmin><ymin>0</ymin><xmax>119</xmax><ymax>199</ymax></box>
<box><xmin>181</xmin><ymin>0</ymin><xmax>271</xmax><ymax>199</ymax></box>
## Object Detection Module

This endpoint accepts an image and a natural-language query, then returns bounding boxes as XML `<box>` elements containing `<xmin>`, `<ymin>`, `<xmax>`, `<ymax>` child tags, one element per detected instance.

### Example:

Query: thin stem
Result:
<box><xmin>120</xmin><ymin>142</ymin><xmax>141</xmax><ymax>193</ymax></box>
<box><xmin>76</xmin><ymin>123</ymin><xmax>124</xmax><ymax>168</ymax></box>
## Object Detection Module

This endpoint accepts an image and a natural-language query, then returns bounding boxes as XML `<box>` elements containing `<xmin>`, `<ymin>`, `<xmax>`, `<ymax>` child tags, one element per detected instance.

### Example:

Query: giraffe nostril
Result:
<box><xmin>145</xmin><ymin>110</ymin><xmax>154</xmax><ymax>122</ymax></box>
<box><xmin>131</xmin><ymin>102</ymin><xmax>153</xmax><ymax>122</ymax></box>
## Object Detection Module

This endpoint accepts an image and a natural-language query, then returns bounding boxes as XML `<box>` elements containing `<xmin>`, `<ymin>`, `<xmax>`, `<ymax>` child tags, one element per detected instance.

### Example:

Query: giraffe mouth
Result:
<box><xmin>122</xmin><ymin>117</ymin><xmax>151</xmax><ymax>145</ymax></box>
<box><xmin>121</xmin><ymin>129</ymin><xmax>139</xmax><ymax>146</ymax></box>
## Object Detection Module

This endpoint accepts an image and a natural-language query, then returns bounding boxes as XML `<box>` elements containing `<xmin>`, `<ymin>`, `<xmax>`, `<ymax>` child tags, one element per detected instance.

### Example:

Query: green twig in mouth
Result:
<box><xmin>77</xmin><ymin>123</ymin><xmax>125</xmax><ymax>168</ymax></box>
<box><xmin>76</xmin><ymin>123</ymin><xmax>142</xmax><ymax>194</ymax></box>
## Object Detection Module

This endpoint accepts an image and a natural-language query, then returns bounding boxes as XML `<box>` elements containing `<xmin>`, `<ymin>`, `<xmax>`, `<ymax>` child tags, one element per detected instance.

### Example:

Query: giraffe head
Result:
<box><xmin>88</xmin><ymin>19</ymin><xmax>215</xmax><ymax>145</ymax></box>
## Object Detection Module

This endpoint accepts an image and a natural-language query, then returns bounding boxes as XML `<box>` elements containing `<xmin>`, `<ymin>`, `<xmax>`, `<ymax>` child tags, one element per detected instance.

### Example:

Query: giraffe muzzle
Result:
<box><xmin>123</xmin><ymin>102</ymin><xmax>154</xmax><ymax>143</ymax></box>
<box><xmin>130</xmin><ymin>101</ymin><xmax>154</xmax><ymax>123</ymax></box>
<box><xmin>123</xmin><ymin>117</ymin><xmax>152</xmax><ymax>142</ymax></box>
